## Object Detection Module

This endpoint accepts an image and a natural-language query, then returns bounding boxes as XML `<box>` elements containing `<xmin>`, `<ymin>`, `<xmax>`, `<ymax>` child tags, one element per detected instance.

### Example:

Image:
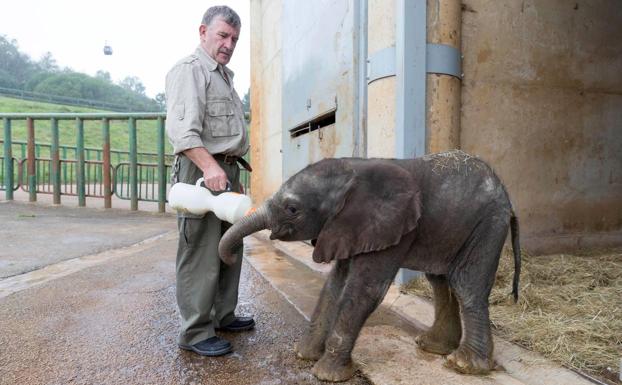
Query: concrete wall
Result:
<box><xmin>367</xmin><ymin>0</ymin><xmax>397</xmax><ymax>158</ymax></box>
<box><xmin>250</xmin><ymin>0</ymin><xmax>622</xmax><ymax>255</ymax></box>
<box><xmin>460</xmin><ymin>0</ymin><xmax>622</xmax><ymax>253</ymax></box>
<box><xmin>426</xmin><ymin>0</ymin><xmax>462</xmax><ymax>153</ymax></box>
<box><xmin>280</xmin><ymin>0</ymin><xmax>361</xmax><ymax>179</ymax></box>
<box><xmin>249</xmin><ymin>0</ymin><xmax>283</xmax><ymax>203</ymax></box>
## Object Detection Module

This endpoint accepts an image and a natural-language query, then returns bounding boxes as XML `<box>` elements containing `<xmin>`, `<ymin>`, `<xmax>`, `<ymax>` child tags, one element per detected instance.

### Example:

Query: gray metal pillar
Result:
<box><xmin>394</xmin><ymin>0</ymin><xmax>427</xmax><ymax>285</ymax></box>
<box><xmin>395</xmin><ymin>0</ymin><xmax>427</xmax><ymax>159</ymax></box>
<box><xmin>354</xmin><ymin>0</ymin><xmax>368</xmax><ymax>157</ymax></box>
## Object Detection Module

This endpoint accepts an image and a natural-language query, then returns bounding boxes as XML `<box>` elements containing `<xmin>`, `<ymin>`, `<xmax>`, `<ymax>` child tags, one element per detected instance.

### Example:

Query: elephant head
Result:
<box><xmin>218</xmin><ymin>158</ymin><xmax>422</xmax><ymax>265</ymax></box>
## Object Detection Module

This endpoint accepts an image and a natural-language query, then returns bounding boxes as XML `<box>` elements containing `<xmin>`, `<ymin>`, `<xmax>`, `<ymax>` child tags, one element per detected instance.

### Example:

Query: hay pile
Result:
<box><xmin>403</xmin><ymin>248</ymin><xmax>622</xmax><ymax>383</ymax></box>
<box><xmin>422</xmin><ymin>150</ymin><xmax>482</xmax><ymax>175</ymax></box>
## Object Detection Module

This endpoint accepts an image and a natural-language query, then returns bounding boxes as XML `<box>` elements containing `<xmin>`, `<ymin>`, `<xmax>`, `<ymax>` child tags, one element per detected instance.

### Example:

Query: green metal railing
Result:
<box><xmin>1</xmin><ymin>140</ymin><xmax>176</xmax><ymax>202</ymax></box>
<box><xmin>0</xmin><ymin>113</ymin><xmax>251</xmax><ymax>212</ymax></box>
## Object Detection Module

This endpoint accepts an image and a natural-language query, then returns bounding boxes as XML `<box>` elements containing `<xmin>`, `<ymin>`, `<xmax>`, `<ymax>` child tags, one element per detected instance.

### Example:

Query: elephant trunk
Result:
<box><xmin>218</xmin><ymin>201</ymin><xmax>271</xmax><ymax>265</ymax></box>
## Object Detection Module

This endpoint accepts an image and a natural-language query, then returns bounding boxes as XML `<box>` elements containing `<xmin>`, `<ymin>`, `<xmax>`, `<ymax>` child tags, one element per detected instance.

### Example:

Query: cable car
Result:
<box><xmin>103</xmin><ymin>42</ymin><xmax>113</xmax><ymax>55</ymax></box>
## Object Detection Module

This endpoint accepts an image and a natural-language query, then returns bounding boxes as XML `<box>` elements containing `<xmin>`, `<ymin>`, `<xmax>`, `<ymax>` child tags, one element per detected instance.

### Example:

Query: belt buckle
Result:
<box><xmin>223</xmin><ymin>154</ymin><xmax>236</xmax><ymax>165</ymax></box>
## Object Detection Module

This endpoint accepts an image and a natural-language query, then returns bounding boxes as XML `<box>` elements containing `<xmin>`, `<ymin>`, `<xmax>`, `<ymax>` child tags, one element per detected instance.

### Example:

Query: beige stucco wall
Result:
<box><xmin>426</xmin><ymin>0</ymin><xmax>462</xmax><ymax>153</ymax></box>
<box><xmin>250</xmin><ymin>0</ymin><xmax>283</xmax><ymax>203</ymax></box>
<box><xmin>367</xmin><ymin>0</ymin><xmax>397</xmax><ymax>158</ymax></box>
<box><xmin>460</xmin><ymin>0</ymin><xmax>622</xmax><ymax>253</ymax></box>
<box><xmin>250</xmin><ymin>0</ymin><xmax>622</xmax><ymax>254</ymax></box>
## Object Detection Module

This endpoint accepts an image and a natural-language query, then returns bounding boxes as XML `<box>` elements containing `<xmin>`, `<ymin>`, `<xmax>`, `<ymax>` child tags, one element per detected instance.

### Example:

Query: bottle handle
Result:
<box><xmin>195</xmin><ymin>177</ymin><xmax>232</xmax><ymax>192</ymax></box>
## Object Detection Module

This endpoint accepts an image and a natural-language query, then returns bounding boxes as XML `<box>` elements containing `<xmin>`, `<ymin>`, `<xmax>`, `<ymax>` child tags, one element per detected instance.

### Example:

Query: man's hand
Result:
<box><xmin>202</xmin><ymin>161</ymin><xmax>228</xmax><ymax>191</ymax></box>
<box><xmin>183</xmin><ymin>147</ymin><xmax>229</xmax><ymax>191</ymax></box>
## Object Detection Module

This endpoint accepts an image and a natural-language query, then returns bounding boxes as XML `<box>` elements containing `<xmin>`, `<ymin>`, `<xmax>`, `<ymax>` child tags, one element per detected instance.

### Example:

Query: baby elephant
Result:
<box><xmin>219</xmin><ymin>150</ymin><xmax>521</xmax><ymax>382</ymax></box>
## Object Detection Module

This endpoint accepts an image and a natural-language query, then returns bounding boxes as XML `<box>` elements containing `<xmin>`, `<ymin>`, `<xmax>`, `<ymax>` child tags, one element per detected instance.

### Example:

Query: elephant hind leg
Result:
<box><xmin>445</xmin><ymin>214</ymin><xmax>509</xmax><ymax>374</ymax></box>
<box><xmin>415</xmin><ymin>273</ymin><xmax>461</xmax><ymax>355</ymax></box>
<box><xmin>444</xmin><ymin>302</ymin><xmax>494</xmax><ymax>375</ymax></box>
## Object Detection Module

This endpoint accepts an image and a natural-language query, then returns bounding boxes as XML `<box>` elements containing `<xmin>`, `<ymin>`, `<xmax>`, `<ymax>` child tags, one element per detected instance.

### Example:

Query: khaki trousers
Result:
<box><xmin>174</xmin><ymin>155</ymin><xmax>243</xmax><ymax>346</ymax></box>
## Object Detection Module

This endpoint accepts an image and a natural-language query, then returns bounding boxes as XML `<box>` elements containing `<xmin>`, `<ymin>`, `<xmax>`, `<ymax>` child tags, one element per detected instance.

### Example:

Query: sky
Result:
<box><xmin>0</xmin><ymin>0</ymin><xmax>251</xmax><ymax>98</ymax></box>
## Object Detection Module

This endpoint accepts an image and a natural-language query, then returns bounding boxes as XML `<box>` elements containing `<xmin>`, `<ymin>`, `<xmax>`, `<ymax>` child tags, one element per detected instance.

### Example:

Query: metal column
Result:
<box><xmin>394</xmin><ymin>0</ymin><xmax>427</xmax><ymax>284</ymax></box>
<box><xmin>395</xmin><ymin>0</ymin><xmax>427</xmax><ymax>159</ymax></box>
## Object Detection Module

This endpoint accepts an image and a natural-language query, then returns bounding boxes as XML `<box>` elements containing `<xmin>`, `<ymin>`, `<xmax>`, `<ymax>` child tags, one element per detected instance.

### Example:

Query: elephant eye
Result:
<box><xmin>286</xmin><ymin>205</ymin><xmax>298</xmax><ymax>215</ymax></box>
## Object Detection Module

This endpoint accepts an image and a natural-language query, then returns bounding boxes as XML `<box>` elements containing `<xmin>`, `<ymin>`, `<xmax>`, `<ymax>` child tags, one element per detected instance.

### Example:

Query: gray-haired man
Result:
<box><xmin>165</xmin><ymin>5</ymin><xmax>254</xmax><ymax>357</ymax></box>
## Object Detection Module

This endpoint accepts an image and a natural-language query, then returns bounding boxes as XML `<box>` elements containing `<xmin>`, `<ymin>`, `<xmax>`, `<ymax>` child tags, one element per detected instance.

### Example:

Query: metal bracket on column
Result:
<box><xmin>427</xmin><ymin>43</ymin><xmax>462</xmax><ymax>79</ymax></box>
<box><xmin>367</xmin><ymin>46</ymin><xmax>396</xmax><ymax>84</ymax></box>
<box><xmin>367</xmin><ymin>43</ymin><xmax>462</xmax><ymax>84</ymax></box>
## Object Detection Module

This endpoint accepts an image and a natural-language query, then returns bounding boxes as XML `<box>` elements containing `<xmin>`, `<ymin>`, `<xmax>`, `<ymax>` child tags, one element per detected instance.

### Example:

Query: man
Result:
<box><xmin>165</xmin><ymin>5</ymin><xmax>254</xmax><ymax>357</ymax></box>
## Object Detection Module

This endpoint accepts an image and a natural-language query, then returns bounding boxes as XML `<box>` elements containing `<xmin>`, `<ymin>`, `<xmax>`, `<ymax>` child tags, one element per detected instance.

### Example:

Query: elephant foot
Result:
<box><xmin>415</xmin><ymin>332</ymin><xmax>459</xmax><ymax>355</ymax></box>
<box><xmin>444</xmin><ymin>346</ymin><xmax>493</xmax><ymax>375</ymax></box>
<box><xmin>311</xmin><ymin>354</ymin><xmax>355</xmax><ymax>382</ymax></box>
<box><xmin>294</xmin><ymin>338</ymin><xmax>324</xmax><ymax>361</ymax></box>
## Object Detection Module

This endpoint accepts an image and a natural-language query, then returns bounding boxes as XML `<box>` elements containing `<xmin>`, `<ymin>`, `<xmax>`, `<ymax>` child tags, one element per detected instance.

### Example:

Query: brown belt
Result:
<box><xmin>213</xmin><ymin>153</ymin><xmax>253</xmax><ymax>172</ymax></box>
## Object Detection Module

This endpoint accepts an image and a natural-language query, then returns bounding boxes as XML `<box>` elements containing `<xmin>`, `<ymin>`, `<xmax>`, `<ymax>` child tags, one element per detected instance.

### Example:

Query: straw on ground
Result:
<box><xmin>404</xmin><ymin>248</ymin><xmax>622</xmax><ymax>383</ymax></box>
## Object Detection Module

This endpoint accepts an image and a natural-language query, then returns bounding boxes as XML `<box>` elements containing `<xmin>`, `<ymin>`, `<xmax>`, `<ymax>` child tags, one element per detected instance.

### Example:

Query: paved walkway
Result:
<box><xmin>0</xmin><ymin>200</ymin><xmax>370</xmax><ymax>385</ymax></box>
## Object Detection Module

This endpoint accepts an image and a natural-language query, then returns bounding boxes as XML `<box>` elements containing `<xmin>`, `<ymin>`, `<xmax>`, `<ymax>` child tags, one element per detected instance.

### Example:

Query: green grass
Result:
<box><xmin>0</xmin><ymin>96</ymin><xmax>173</xmax><ymax>158</ymax></box>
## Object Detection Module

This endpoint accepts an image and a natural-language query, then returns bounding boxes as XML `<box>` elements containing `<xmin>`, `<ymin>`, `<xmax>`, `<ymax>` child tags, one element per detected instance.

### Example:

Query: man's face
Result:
<box><xmin>200</xmin><ymin>17</ymin><xmax>240</xmax><ymax>65</ymax></box>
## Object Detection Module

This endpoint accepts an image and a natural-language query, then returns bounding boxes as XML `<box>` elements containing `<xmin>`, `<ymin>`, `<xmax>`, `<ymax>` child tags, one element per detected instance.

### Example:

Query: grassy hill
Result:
<box><xmin>0</xmin><ymin>96</ymin><xmax>173</xmax><ymax>159</ymax></box>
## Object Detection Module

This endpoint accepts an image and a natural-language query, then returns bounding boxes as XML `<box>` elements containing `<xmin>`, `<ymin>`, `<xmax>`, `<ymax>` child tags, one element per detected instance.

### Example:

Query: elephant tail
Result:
<box><xmin>510</xmin><ymin>210</ymin><xmax>521</xmax><ymax>303</ymax></box>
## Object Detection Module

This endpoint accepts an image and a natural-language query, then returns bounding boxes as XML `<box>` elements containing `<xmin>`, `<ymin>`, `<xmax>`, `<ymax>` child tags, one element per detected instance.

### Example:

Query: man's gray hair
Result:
<box><xmin>202</xmin><ymin>5</ymin><xmax>241</xmax><ymax>29</ymax></box>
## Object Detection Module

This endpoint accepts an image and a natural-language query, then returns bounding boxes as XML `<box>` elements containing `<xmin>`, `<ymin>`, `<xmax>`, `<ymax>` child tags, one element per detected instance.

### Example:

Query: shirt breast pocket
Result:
<box><xmin>206</xmin><ymin>100</ymin><xmax>240</xmax><ymax>137</ymax></box>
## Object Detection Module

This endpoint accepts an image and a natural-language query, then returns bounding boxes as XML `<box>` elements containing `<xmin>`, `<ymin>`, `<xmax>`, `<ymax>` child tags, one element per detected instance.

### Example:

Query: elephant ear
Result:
<box><xmin>312</xmin><ymin>160</ymin><xmax>422</xmax><ymax>263</ymax></box>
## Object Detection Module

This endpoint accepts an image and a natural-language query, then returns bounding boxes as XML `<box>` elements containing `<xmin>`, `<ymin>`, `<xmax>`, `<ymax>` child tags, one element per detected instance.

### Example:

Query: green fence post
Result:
<box><xmin>86</xmin><ymin>147</ymin><xmax>91</xmax><ymax>194</ymax></box>
<box><xmin>62</xmin><ymin>146</ymin><xmax>67</xmax><ymax>189</ymax></box>
<box><xmin>102</xmin><ymin>118</ymin><xmax>112</xmax><ymax>208</ymax></box>
<box><xmin>157</xmin><ymin>116</ymin><xmax>166</xmax><ymax>212</ymax></box>
<box><xmin>35</xmin><ymin>144</ymin><xmax>41</xmax><ymax>190</ymax></box>
<box><xmin>138</xmin><ymin>164</ymin><xmax>143</xmax><ymax>199</ymax></box>
<box><xmin>51</xmin><ymin>118</ymin><xmax>61</xmax><ymax>204</ymax></box>
<box><xmin>129</xmin><ymin>117</ymin><xmax>138</xmax><ymax>210</ymax></box>
<box><xmin>27</xmin><ymin>118</ymin><xmax>36</xmax><ymax>202</ymax></box>
<box><xmin>76</xmin><ymin>118</ymin><xmax>86</xmax><ymax>206</ymax></box>
<box><xmin>96</xmin><ymin>148</ymin><xmax>102</xmax><ymax>193</ymax></box>
<box><xmin>3</xmin><ymin>118</ymin><xmax>13</xmax><ymax>200</ymax></box>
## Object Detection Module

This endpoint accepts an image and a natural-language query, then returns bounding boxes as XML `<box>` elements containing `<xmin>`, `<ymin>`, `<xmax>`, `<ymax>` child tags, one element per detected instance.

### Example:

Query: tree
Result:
<box><xmin>0</xmin><ymin>35</ymin><xmax>37</xmax><ymax>88</ymax></box>
<box><xmin>0</xmin><ymin>68</ymin><xmax>18</xmax><ymax>88</ymax></box>
<box><xmin>38</xmin><ymin>52</ymin><xmax>59</xmax><ymax>72</ymax></box>
<box><xmin>242</xmin><ymin>88</ymin><xmax>250</xmax><ymax>113</ymax></box>
<box><xmin>119</xmin><ymin>76</ymin><xmax>146</xmax><ymax>96</ymax></box>
<box><xmin>0</xmin><ymin>35</ymin><xmax>162</xmax><ymax>111</ymax></box>
<box><xmin>95</xmin><ymin>70</ymin><xmax>112</xmax><ymax>82</ymax></box>
<box><xmin>155</xmin><ymin>92</ymin><xmax>166</xmax><ymax>111</ymax></box>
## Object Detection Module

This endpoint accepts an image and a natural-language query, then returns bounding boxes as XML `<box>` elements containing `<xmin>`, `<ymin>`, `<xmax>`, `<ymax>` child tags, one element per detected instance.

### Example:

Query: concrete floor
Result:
<box><xmin>0</xmin><ymin>201</ymin><xmax>370</xmax><ymax>385</ymax></box>
<box><xmin>0</xmin><ymin>197</ymin><xmax>597</xmax><ymax>385</ymax></box>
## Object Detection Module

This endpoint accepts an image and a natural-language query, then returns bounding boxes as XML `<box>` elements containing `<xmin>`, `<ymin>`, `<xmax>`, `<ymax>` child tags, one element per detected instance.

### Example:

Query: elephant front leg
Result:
<box><xmin>415</xmin><ymin>273</ymin><xmax>462</xmax><ymax>355</ymax></box>
<box><xmin>295</xmin><ymin>259</ymin><xmax>350</xmax><ymax>361</ymax></box>
<box><xmin>311</xmin><ymin>254</ymin><xmax>400</xmax><ymax>382</ymax></box>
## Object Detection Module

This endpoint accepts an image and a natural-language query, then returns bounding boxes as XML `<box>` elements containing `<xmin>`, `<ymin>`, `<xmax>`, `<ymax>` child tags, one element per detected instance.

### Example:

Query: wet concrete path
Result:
<box><xmin>0</xmin><ymin>200</ymin><xmax>175</xmax><ymax>279</ymax></box>
<box><xmin>0</xmin><ymin>201</ymin><xmax>370</xmax><ymax>385</ymax></box>
<box><xmin>0</xmin><ymin>200</ymin><xmax>595</xmax><ymax>385</ymax></box>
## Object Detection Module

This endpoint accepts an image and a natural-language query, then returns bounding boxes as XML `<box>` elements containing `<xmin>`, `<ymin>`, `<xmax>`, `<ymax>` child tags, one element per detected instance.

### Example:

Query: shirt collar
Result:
<box><xmin>195</xmin><ymin>45</ymin><xmax>235</xmax><ymax>79</ymax></box>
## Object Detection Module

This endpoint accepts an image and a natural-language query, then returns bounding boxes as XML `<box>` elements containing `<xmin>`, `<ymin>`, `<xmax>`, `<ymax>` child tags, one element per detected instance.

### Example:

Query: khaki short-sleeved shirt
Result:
<box><xmin>165</xmin><ymin>46</ymin><xmax>249</xmax><ymax>156</ymax></box>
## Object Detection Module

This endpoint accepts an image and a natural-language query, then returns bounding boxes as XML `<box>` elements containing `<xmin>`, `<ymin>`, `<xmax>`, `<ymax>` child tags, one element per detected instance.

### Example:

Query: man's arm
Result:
<box><xmin>183</xmin><ymin>147</ymin><xmax>228</xmax><ymax>191</ymax></box>
<box><xmin>165</xmin><ymin>62</ymin><xmax>228</xmax><ymax>191</ymax></box>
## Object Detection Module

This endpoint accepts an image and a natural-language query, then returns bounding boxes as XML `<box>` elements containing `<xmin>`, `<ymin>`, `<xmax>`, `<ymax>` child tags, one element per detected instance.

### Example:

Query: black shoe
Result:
<box><xmin>216</xmin><ymin>316</ymin><xmax>256</xmax><ymax>332</ymax></box>
<box><xmin>179</xmin><ymin>336</ymin><xmax>232</xmax><ymax>356</ymax></box>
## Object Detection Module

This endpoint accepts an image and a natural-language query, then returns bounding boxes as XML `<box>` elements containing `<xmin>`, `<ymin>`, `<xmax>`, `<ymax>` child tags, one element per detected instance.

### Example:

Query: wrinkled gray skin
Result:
<box><xmin>219</xmin><ymin>150</ymin><xmax>521</xmax><ymax>382</ymax></box>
